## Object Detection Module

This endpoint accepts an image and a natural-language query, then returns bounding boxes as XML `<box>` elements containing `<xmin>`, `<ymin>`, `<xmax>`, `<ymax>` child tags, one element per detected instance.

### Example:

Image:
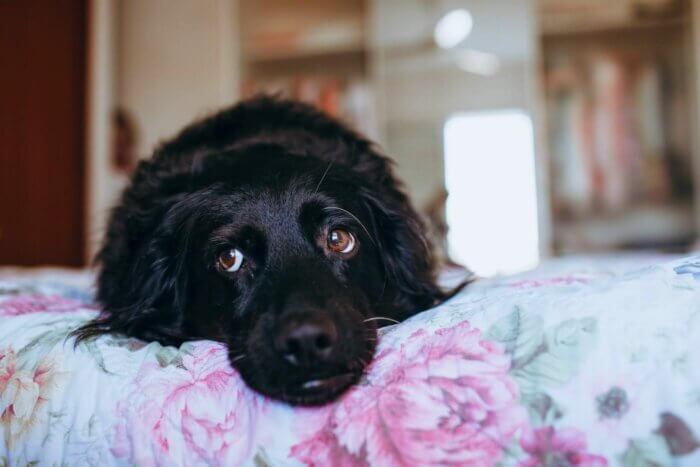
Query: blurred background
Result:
<box><xmin>1</xmin><ymin>0</ymin><xmax>699</xmax><ymax>277</ymax></box>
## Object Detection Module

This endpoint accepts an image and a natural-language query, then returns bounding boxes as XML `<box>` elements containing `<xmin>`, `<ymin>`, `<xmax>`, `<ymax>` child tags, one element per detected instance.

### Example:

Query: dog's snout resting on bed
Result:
<box><xmin>75</xmin><ymin>97</ymin><xmax>458</xmax><ymax>405</ymax></box>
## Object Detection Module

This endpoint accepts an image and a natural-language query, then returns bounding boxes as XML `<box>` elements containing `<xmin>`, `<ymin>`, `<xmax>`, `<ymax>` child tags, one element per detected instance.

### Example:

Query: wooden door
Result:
<box><xmin>0</xmin><ymin>0</ymin><xmax>87</xmax><ymax>266</ymax></box>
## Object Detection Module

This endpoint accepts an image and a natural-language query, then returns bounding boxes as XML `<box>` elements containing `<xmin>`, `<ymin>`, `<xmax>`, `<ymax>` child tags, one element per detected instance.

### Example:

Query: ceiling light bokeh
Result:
<box><xmin>434</xmin><ymin>9</ymin><xmax>473</xmax><ymax>49</ymax></box>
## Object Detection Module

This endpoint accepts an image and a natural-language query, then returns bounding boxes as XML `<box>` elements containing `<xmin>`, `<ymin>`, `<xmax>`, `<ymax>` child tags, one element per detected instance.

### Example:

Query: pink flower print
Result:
<box><xmin>291</xmin><ymin>321</ymin><xmax>527</xmax><ymax>466</ymax></box>
<box><xmin>0</xmin><ymin>294</ymin><xmax>94</xmax><ymax>316</ymax></box>
<box><xmin>508</xmin><ymin>276</ymin><xmax>590</xmax><ymax>289</ymax></box>
<box><xmin>519</xmin><ymin>426</ymin><xmax>608</xmax><ymax>467</ymax></box>
<box><xmin>111</xmin><ymin>342</ymin><xmax>264</xmax><ymax>466</ymax></box>
<box><xmin>0</xmin><ymin>347</ymin><xmax>62</xmax><ymax>446</ymax></box>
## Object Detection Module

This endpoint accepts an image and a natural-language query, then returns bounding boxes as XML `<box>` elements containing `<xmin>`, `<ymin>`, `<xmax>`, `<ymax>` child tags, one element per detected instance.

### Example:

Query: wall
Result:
<box><xmin>118</xmin><ymin>0</ymin><xmax>240</xmax><ymax>158</ymax></box>
<box><xmin>86</xmin><ymin>0</ymin><xmax>240</xmax><ymax>259</ymax></box>
<box><xmin>86</xmin><ymin>0</ymin><xmax>119</xmax><ymax>260</ymax></box>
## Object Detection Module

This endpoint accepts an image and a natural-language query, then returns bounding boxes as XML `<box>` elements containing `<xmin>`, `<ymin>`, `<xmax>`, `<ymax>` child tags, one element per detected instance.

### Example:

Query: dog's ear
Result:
<box><xmin>360</xmin><ymin>185</ymin><xmax>447</xmax><ymax>318</ymax></box>
<box><xmin>73</xmin><ymin>191</ymin><xmax>199</xmax><ymax>345</ymax></box>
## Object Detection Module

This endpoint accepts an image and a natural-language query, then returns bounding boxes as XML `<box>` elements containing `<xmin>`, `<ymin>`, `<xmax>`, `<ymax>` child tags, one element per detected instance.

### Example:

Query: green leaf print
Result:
<box><xmin>253</xmin><ymin>447</ymin><xmax>273</xmax><ymax>467</ymax></box>
<box><xmin>521</xmin><ymin>392</ymin><xmax>563</xmax><ymax>425</ymax></box>
<box><xmin>513</xmin><ymin>317</ymin><xmax>598</xmax><ymax>394</ymax></box>
<box><xmin>82</xmin><ymin>339</ymin><xmax>113</xmax><ymax>374</ymax></box>
<box><xmin>15</xmin><ymin>318</ymin><xmax>84</xmax><ymax>363</ymax></box>
<box><xmin>154</xmin><ymin>342</ymin><xmax>196</xmax><ymax>369</ymax></box>
<box><xmin>155</xmin><ymin>346</ymin><xmax>181</xmax><ymax>368</ymax></box>
<box><xmin>488</xmin><ymin>309</ymin><xmax>599</xmax><ymax>425</ymax></box>
<box><xmin>620</xmin><ymin>434</ymin><xmax>673</xmax><ymax>467</ymax></box>
<box><xmin>179</xmin><ymin>342</ymin><xmax>198</xmax><ymax>354</ymax></box>
<box><xmin>487</xmin><ymin>306</ymin><xmax>545</xmax><ymax>369</ymax></box>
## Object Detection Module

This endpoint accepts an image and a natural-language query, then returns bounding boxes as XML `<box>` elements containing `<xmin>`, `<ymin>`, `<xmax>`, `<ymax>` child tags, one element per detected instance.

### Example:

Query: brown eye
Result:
<box><xmin>217</xmin><ymin>248</ymin><xmax>245</xmax><ymax>272</ymax></box>
<box><xmin>327</xmin><ymin>229</ymin><xmax>356</xmax><ymax>255</ymax></box>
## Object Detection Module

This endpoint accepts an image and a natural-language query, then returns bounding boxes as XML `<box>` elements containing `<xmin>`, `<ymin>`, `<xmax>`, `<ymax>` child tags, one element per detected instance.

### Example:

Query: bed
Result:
<box><xmin>1</xmin><ymin>254</ymin><xmax>699</xmax><ymax>466</ymax></box>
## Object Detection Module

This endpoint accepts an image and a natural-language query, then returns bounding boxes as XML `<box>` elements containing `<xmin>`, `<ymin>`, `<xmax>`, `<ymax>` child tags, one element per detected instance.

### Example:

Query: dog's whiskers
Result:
<box><xmin>364</xmin><ymin>316</ymin><xmax>400</xmax><ymax>325</ymax></box>
<box><xmin>323</xmin><ymin>206</ymin><xmax>376</xmax><ymax>245</ymax></box>
<box><xmin>314</xmin><ymin>160</ymin><xmax>334</xmax><ymax>193</ymax></box>
<box><xmin>230</xmin><ymin>354</ymin><xmax>247</xmax><ymax>363</ymax></box>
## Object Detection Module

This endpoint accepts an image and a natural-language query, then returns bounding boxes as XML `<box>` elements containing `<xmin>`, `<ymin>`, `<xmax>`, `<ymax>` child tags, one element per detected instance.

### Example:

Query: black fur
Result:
<box><xmin>74</xmin><ymin>96</ymin><xmax>460</xmax><ymax>405</ymax></box>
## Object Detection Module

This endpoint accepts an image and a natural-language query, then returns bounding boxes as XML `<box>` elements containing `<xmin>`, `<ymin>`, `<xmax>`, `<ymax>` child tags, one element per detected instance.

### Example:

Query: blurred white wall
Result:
<box><xmin>86</xmin><ymin>0</ymin><xmax>240</xmax><ymax>259</ymax></box>
<box><xmin>119</xmin><ymin>0</ymin><xmax>240</xmax><ymax>157</ymax></box>
<box><xmin>85</xmin><ymin>0</ymin><xmax>120</xmax><ymax>261</ymax></box>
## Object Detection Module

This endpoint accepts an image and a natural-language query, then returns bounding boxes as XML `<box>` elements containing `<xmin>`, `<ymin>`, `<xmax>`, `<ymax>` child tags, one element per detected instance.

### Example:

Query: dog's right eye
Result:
<box><xmin>327</xmin><ymin>229</ymin><xmax>357</xmax><ymax>255</ymax></box>
<box><xmin>217</xmin><ymin>248</ymin><xmax>245</xmax><ymax>273</ymax></box>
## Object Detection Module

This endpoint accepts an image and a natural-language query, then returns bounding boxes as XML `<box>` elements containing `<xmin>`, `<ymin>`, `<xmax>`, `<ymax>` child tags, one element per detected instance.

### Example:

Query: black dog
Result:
<box><xmin>75</xmin><ymin>97</ymin><xmax>459</xmax><ymax>405</ymax></box>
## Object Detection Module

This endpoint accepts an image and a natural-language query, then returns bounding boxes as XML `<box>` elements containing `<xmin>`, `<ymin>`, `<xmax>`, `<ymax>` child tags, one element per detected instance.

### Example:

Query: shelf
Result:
<box><xmin>554</xmin><ymin>203</ymin><xmax>696</xmax><ymax>251</ymax></box>
<box><xmin>246</xmin><ymin>44</ymin><xmax>366</xmax><ymax>64</ymax></box>
<box><xmin>542</xmin><ymin>16</ymin><xmax>688</xmax><ymax>38</ymax></box>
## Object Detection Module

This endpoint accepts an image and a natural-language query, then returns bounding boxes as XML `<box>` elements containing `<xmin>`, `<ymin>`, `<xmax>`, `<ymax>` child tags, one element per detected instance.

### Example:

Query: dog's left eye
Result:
<box><xmin>327</xmin><ymin>229</ymin><xmax>356</xmax><ymax>254</ymax></box>
<box><xmin>217</xmin><ymin>248</ymin><xmax>245</xmax><ymax>272</ymax></box>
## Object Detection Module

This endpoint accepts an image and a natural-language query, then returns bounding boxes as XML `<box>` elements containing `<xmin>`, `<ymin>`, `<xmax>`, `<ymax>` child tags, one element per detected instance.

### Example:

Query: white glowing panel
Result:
<box><xmin>444</xmin><ymin>111</ymin><xmax>539</xmax><ymax>276</ymax></box>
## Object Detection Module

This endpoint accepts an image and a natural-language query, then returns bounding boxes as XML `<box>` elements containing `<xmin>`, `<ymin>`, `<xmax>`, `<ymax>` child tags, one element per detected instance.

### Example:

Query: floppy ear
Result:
<box><xmin>73</xmin><ymin>193</ymin><xmax>196</xmax><ymax>345</ymax></box>
<box><xmin>360</xmin><ymin>186</ymin><xmax>448</xmax><ymax>318</ymax></box>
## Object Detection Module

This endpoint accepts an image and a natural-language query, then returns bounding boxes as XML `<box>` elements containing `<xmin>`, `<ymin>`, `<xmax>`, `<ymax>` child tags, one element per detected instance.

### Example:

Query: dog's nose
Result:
<box><xmin>275</xmin><ymin>317</ymin><xmax>338</xmax><ymax>366</ymax></box>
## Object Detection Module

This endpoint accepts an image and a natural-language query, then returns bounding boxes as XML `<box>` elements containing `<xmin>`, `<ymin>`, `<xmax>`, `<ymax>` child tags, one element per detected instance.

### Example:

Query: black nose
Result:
<box><xmin>275</xmin><ymin>317</ymin><xmax>338</xmax><ymax>366</ymax></box>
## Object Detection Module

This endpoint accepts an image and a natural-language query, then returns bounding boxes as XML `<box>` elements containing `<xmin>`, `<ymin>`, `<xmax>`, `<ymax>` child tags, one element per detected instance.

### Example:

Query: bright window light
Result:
<box><xmin>434</xmin><ymin>9</ymin><xmax>473</xmax><ymax>49</ymax></box>
<box><xmin>444</xmin><ymin>110</ymin><xmax>539</xmax><ymax>276</ymax></box>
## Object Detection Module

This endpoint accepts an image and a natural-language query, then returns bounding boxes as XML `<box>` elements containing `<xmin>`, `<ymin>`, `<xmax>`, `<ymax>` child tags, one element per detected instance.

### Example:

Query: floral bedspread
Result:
<box><xmin>1</xmin><ymin>254</ymin><xmax>700</xmax><ymax>466</ymax></box>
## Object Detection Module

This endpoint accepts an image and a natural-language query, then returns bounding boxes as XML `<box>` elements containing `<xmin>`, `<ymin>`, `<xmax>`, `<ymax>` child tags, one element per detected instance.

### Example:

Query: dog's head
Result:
<box><xmin>77</xmin><ymin>98</ymin><xmax>450</xmax><ymax>405</ymax></box>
